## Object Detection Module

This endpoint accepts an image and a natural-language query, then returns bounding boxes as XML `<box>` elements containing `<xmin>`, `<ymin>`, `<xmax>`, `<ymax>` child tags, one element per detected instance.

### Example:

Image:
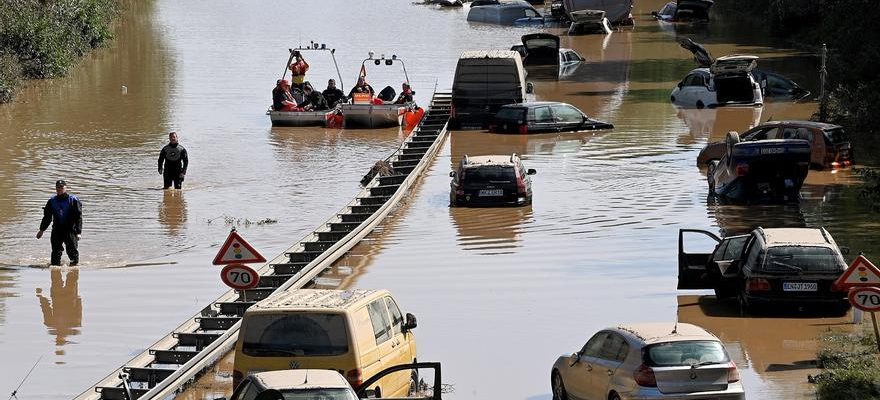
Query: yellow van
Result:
<box><xmin>232</xmin><ymin>289</ymin><xmax>418</xmax><ymax>398</ymax></box>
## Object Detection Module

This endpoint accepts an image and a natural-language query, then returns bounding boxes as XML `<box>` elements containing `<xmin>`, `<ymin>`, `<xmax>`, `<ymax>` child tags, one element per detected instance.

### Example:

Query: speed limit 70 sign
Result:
<box><xmin>848</xmin><ymin>287</ymin><xmax>880</xmax><ymax>312</ymax></box>
<box><xmin>220</xmin><ymin>264</ymin><xmax>260</xmax><ymax>290</ymax></box>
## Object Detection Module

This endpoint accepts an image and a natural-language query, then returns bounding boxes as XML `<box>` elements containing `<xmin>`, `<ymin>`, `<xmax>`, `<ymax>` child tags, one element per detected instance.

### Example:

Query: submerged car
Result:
<box><xmin>467</xmin><ymin>0</ymin><xmax>544</xmax><ymax>25</ymax></box>
<box><xmin>678</xmin><ymin>227</ymin><xmax>849</xmax><ymax>313</ymax></box>
<box><xmin>562</xmin><ymin>0</ymin><xmax>634</xmax><ymax>25</ymax></box>
<box><xmin>488</xmin><ymin>102</ymin><xmax>613</xmax><ymax>134</ymax></box>
<box><xmin>551</xmin><ymin>323</ymin><xmax>744</xmax><ymax>400</ymax></box>
<box><xmin>510</xmin><ymin>34</ymin><xmax>585</xmax><ymax>78</ymax></box>
<box><xmin>652</xmin><ymin>0</ymin><xmax>714</xmax><ymax>21</ymax></box>
<box><xmin>707</xmin><ymin>132</ymin><xmax>811</xmax><ymax>202</ymax></box>
<box><xmin>698</xmin><ymin>121</ymin><xmax>854</xmax><ymax>170</ymax></box>
<box><xmin>449</xmin><ymin>154</ymin><xmax>536</xmax><ymax>206</ymax></box>
<box><xmin>671</xmin><ymin>55</ymin><xmax>763</xmax><ymax>109</ymax></box>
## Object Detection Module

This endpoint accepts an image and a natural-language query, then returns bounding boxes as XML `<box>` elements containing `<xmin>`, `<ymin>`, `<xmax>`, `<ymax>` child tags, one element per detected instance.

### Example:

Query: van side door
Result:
<box><xmin>385</xmin><ymin>296</ymin><xmax>416</xmax><ymax>396</ymax></box>
<box><xmin>366</xmin><ymin>298</ymin><xmax>403</xmax><ymax>397</ymax></box>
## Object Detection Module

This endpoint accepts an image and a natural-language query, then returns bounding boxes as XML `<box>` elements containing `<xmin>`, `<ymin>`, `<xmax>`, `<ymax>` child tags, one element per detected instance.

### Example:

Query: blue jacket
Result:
<box><xmin>40</xmin><ymin>194</ymin><xmax>82</xmax><ymax>234</ymax></box>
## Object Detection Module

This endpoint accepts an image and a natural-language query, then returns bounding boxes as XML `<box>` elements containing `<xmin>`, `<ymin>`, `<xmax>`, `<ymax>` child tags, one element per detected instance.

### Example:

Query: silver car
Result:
<box><xmin>551</xmin><ymin>323</ymin><xmax>745</xmax><ymax>400</ymax></box>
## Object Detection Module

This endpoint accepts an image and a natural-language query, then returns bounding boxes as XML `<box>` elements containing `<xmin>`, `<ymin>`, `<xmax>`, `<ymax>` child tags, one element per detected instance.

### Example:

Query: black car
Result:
<box><xmin>488</xmin><ymin>102</ymin><xmax>613</xmax><ymax>134</ymax></box>
<box><xmin>449</xmin><ymin>154</ymin><xmax>536</xmax><ymax>207</ymax></box>
<box><xmin>678</xmin><ymin>227</ymin><xmax>849</xmax><ymax>314</ymax></box>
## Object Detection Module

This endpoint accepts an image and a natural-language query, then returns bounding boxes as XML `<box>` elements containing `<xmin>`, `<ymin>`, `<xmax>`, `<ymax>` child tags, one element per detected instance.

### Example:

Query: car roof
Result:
<box><xmin>463</xmin><ymin>155</ymin><xmax>518</xmax><ymax>166</ymax></box>
<box><xmin>754</xmin><ymin>120</ymin><xmax>843</xmax><ymax>131</ymax></box>
<box><xmin>758</xmin><ymin>228</ymin><xmax>832</xmax><ymax>247</ymax></box>
<box><xmin>460</xmin><ymin>50</ymin><xmax>521</xmax><ymax>59</ymax></box>
<box><xmin>474</xmin><ymin>0</ymin><xmax>533</xmax><ymax>8</ymax></box>
<box><xmin>502</xmin><ymin>101</ymin><xmax>567</xmax><ymax>108</ymax></box>
<box><xmin>613</xmin><ymin>322</ymin><xmax>718</xmax><ymax>345</ymax></box>
<box><xmin>250</xmin><ymin>288</ymin><xmax>379</xmax><ymax>312</ymax></box>
<box><xmin>250</xmin><ymin>369</ymin><xmax>351</xmax><ymax>390</ymax></box>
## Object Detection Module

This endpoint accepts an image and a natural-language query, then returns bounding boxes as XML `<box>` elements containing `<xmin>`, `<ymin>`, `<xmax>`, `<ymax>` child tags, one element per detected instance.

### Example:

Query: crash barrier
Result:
<box><xmin>75</xmin><ymin>91</ymin><xmax>452</xmax><ymax>400</ymax></box>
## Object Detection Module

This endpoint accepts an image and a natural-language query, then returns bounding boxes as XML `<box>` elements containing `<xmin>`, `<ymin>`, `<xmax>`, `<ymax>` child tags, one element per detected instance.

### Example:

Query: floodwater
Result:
<box><xmin>0</xmin><ymin>0</ymin><xmax>878</xmax><ymax>399</ymax></box>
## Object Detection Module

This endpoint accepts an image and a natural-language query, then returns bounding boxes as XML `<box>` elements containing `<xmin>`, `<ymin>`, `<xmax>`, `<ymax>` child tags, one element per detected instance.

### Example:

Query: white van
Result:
<box><xmin>451</xmin><ymin>50</ymin><xmax>532</xmax><ymax>129</ymax></box>
<box><xmin>232</xmin><ymin>289</ymin><xmax>418</xmax><ymax>398</ymax></box>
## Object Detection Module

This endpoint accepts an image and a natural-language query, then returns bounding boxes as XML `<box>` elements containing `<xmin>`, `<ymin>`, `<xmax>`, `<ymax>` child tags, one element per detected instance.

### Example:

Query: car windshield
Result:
<box><xmin>645</xmin><ymin>340</ymin><xmax>729</xmax><ymax>367</ymax></box>
<box><xmin>242</xmin><ymin>313</ymin><xmax>349</xmax><ymax>357</ymax></box>
<box><xmin>279</xmin><ymin>388</ymin><xmax>358</xmax><ymax>400</ymax></box>
<box><xmin>463</xmin><ymin>166</ymin><xmax>515</xmax><ymax>183</ymax></box>
<box><xmin>762</xmin><ymin>246</ymin><xmax>846</xmax><ymax>272</ymax></box>
<box><xmin>825</xmin><ymin>128</ymin><xmax>849</xmax><ymax>144</ymax></box>
<box><xmin>495</xmin><ymin>108</ymin><xmax>526</xmax><ymax>121</ymax></box>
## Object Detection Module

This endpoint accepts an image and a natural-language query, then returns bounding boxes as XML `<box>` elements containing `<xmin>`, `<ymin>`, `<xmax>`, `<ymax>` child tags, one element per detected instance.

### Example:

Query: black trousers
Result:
<box><xmin>163</xmin><ymin>169</ymin><xmax>184</xmax><ymax>189</ymax></box>
<box><xmin>50</xmin><ymin>230</ymin><xmax>79</xmax><ymax>266</ymax></box>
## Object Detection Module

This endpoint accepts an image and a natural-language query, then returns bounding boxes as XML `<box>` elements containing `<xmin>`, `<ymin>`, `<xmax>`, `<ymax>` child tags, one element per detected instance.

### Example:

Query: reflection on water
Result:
<box><xmin>159</xmin><ymin>190</ymin><xmax>187</xmax><ymax>236</ymax></box>
<box><xmin>37</xmin><ymin>268</ymin><xmax>83</xmax><ymax>355</ymax></box>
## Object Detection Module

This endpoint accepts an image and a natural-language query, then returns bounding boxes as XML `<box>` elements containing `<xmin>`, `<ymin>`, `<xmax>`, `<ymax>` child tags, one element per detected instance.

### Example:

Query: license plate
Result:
<box><xmin>478</xmin><ymin>189</ymin><xmax>503</xmax><ymax>197</ymax></box>
<box><xmin>783</xmin><ymin>282</ymin><xmax>817</xmax><ymax>292</ymax></box>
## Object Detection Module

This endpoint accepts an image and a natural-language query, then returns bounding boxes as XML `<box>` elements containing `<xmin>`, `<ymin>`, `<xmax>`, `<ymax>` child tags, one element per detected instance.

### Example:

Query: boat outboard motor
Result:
<box><xmin>378</xmin><ymin>86</ymin><xmax>396</xmax><ymax>102</ymax></box>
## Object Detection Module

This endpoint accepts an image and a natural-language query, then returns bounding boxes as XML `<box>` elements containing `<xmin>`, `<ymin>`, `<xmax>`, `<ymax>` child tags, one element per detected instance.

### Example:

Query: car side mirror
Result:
<box><xmin>840</xmin><ymin>246</ymin><xmax>851</xmax><ymax>255</ymax></box>
<box><xmin>526</xmin><ymin>82</ymin><xmax>534</xmax><ymax>94</ymax></box>
<box><xmin>569</xmin><ymin>352</ymin><xmax>580</xmax><ymax>366</ymax></box>
<box><xmin>677</xmin><ymin>82</ymin><xmax>683</xmax><ymax>89</ymax></box>
<box><xmin>403</xmin><ymin>312</ymin><xmax>417</xmax><ymax>331</ymax></box>
<box><xmin>527</xmin><ymin>169</ymin><xmax>536</xmax><ymax>175</ymax></box>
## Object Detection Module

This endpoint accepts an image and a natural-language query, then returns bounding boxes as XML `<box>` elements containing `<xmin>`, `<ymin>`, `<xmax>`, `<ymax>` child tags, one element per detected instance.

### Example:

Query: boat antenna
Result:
<box><xmin>304</xmin><ymin>369</ymin><xmax>309</xmax><ymax>384</ymax></box>
<box><xmin>8</xmin><ymin>355</ymin><xmax>42</xmax><ymax>400</ymax></box>
<box><xmin>672</xmin><ymin>321</ymin><xmax>678</xmax><ymax>334</ymax></box>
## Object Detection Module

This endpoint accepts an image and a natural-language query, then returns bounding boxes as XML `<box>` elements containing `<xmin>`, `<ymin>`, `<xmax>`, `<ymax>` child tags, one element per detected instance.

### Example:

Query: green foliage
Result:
<box><xmin>814</xmin><ymin>327</ymin><xmax>880</xmax><ymax>399</ymax></box>
<box><xmin>0</xmin><ymin>51</ymin><xmax>22</xmax><ymax>102</ymax></box>
<box><xmin>0</xmin><ymin>0</ymin><xmax>120</xmax><ymax>102</ymax></box>
<box><xmin>857</xmin><ymin>168</ymin><xmax>880</xmax><ymax>207</ymax></box>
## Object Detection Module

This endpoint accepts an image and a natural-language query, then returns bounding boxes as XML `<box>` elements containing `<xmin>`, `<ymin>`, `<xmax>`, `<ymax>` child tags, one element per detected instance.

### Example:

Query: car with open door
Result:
<box><xmin>671</xmin><ymin>55</ymin><xmax>763</xmax><ymax>109</ymax></box>
<box><xmin>227</xmin><ymin>362</ymin><xmax>443</xmax><ymax>400</ymax></box>
<box><xmin>551</xmin><ymin>323</ymin><xmax>744</xmax><ymax>400</ymax></box>
<box><xmin>678</xmin><ymin>227</ymin><xmax>850</xmax><ymax>314</ymax></box>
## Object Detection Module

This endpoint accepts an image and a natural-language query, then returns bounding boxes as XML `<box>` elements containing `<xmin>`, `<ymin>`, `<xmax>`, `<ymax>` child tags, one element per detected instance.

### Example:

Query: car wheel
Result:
<box><xmin>696</xmin><ymin>100</ymin><xmax>705</xmax><ymax>109</ymax></box>
<box><xmin>551</xmin><ymin>371</ymin><xmax>569</xmax><ymax>400</ymax></box>
<box><xmin>609</xmin><ymin>392</ymin><xmax>622</xmax><ymax>400</ymax></box>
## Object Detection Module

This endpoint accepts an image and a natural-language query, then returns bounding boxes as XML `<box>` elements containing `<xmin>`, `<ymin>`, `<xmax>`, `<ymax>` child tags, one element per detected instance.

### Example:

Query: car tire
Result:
<box><xmin>551</xmin><ymin>371</ymin><xmax>569</xmax><ymax>400</ymax></box>
<box><xmin>609</xmin><ymin>392</ymin><xmax>622</xmax><ymax>400</ymax></box>
<box><xmin>696</xmin><ymin>100</ymin><xmax>705</xmax><ymax>109</ymax></box>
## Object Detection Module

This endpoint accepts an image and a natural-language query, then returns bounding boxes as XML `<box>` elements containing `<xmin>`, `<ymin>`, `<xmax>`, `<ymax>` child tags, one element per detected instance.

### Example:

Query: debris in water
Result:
<box><xmin>207</xmin><ymin>215</ymin><xmax>278</xmax><ymax>226</ymax></box>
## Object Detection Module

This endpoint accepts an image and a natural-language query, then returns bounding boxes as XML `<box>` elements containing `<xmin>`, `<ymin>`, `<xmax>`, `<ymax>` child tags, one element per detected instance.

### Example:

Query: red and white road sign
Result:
<box><xmin>213</xmin><ymin>230</ymin><xmax>266</xmax><ymax>265</ymax></box>
<box><xmin>220</xmin><ymin>264</ymin><xmax>260</xmax><ymax>290</ymax></box>
<box><xmin>848</xmin><ymin>287</ymin><xmax>880</xmax><ymax>312</ymax></box>
<box><xmin>834</xmin><ymin>255</ymin><xmax>880</xmax><ymax>290</ymax></box>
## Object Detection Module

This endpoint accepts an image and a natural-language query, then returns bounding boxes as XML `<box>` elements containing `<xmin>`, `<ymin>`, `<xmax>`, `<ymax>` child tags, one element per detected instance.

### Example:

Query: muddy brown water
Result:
<box><xmin>1</xmin><ymin>0</ymin><xmax>879</xmax><ymax>399</ymax></box>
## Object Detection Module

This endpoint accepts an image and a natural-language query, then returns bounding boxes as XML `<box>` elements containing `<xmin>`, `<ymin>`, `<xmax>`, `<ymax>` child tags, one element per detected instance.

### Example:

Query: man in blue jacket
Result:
<box><xmin>36</xmin><ymin>180</ymin><xmax>83</xmax><ymax>266</ymax></box>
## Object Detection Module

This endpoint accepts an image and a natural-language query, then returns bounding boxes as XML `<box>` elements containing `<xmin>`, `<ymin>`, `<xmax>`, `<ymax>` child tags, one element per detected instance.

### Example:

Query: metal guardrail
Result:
<box><xmin>75</xmin><ymin>92</ymin><xmax>452</xmax><ymax>400</ymax></box>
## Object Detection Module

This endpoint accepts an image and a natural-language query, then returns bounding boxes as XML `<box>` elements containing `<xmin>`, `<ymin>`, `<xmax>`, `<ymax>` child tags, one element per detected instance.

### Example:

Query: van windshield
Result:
<box><xmin>242</xmin><ymin>313</ymin><xmax>349</xmax><ymax>357</ymax></box>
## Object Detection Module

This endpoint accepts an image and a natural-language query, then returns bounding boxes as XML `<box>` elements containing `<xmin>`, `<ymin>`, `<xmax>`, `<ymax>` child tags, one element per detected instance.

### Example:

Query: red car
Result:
<box><xmin>697</xmin><ymin>121</ymin><xmax>853</xmax><ymax>170</ymax></box>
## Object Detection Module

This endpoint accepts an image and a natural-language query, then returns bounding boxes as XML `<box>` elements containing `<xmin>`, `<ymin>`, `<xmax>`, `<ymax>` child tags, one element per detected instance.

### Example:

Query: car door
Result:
<box><xmin>586</xmin><ymin>333</ymin><xmax>628</xmax><ymax>397</ymax></box>
<box><xmin>530</xmin><ymin>106</ymin><xmax>556</xmax><ymax>133</ymax></box>
<box><xmin>563</xmin><ymin>332</ymin><xmax>609</xmax><ymax>400</ymax></box>
<box><xmin>678</xmin><ymin>229</ymin><xmax>721</xmax><ymax>289</ymax></box>
<box><xmin>550</xmin><ymin>103</ymin><xmax>586</xmax><ymax>132</ymax></box>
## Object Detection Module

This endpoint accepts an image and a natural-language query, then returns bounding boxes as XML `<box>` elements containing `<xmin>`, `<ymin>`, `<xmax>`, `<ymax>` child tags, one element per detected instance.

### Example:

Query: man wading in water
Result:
<box><xmin>158</xmin><ymin>131</ymin><xmax>189</xmax><ymax>189</ymax></box>
<box><xmin>36</xmin><ymin>180</ymin><xmax>83</xmax><ymax>266</ymax></box>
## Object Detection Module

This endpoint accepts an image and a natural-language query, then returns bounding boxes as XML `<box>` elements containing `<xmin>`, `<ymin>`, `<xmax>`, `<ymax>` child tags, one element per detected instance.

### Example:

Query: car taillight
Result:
<box><xmin>633</xmin><ymin>364</ymin><xmax>657</xmax><ymax>387</ymax></box>
<box><xmin>728</xmin><ymin>362</ymin><xmax>741</xmax><ymax>383</ymax></box>
<box><xmin>346</xmin><ymin>368</ymin><xmax>364</xmax><ymax>387</ymax></box>
<box><xmin>232</xmin><ymin>370</ymin><xmax>243</xmax><ymax>389</ymax></box>
<box><xmin>746</xmin><ymin>278</ymin><xmax>771</xmax><ymax>292</ymax></box>
<box><xmin>735</xmin><ymin>163</ymin><xmax>750</xmax><ymax>176</ymax></box>
<box><xmin>518</xmin><ymin>123</ymin><xmax>528</xmax><ymax>134</ymax></box>
<box><xmin>514</xmin><ymin>168</ymin><xmax>526</xmax><ymax>195</ymax></box>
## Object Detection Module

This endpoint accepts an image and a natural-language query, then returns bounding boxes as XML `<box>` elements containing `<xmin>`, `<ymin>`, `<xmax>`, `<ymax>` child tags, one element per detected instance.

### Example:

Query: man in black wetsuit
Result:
<box><xmin>322</xmin><ymin>79</ymin><xmax>345</xmax><ymax>107</ymax></box>
<box><xmin>300</xmin><ymin>83</ymin><xmax>329</xmax><ymax>111</ymax></box>
<box><xmin>36</xmin><ymin>180</ymin><xmax>83</xmax><ymax>266</ymax></box>
<box><xmin>158</xmin><ymin>131</ymin><xmax>189</xmax><ymax>189</ymax></box>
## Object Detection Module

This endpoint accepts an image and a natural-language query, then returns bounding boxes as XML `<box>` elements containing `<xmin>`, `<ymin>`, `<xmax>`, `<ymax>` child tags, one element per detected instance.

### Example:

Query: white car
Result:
<box><xmin>229</xmin><ymin>369</ymin><xmax>358</xmax><ymax>400</ymax></box>
<box><xmin>551</xmin><ymin>323</ymin><xmax>745</xmax><ymax>400</ymax></box>
<box><xmin>670</xmin><ymin>55</ymin><xmax>763</xmax><ymax>109</ymax></box>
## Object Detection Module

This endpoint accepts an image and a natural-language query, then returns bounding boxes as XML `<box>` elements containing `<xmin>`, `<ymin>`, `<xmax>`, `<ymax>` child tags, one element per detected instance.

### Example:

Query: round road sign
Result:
<box><xmin>220</xmin><ymin>264</ymin><xmax>260</xmax><ymax>290</ymax></box>
<box><xmin>848</xmin><ymin>287</ymin><xmax>880</xmax><ymax>312</ymax></box>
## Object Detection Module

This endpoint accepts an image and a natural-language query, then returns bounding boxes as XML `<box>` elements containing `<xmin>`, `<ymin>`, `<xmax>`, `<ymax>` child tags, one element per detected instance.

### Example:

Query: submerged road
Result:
<box><xmin>1</xmin><ymin>0</ymin><xmax>878</xmax><ymax>399</ymax></box>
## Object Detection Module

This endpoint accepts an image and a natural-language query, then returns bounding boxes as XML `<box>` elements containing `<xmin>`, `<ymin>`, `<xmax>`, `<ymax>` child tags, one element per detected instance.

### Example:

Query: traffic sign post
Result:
<box><xmin>213</xmin><ymin>228</ymin><xmax>267</xmax><ymax>265</ymax></box>
<box><xmin>847</xmin><ymin>286</ymin><xmax>880</xmax><ymax>353</ymax></box>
